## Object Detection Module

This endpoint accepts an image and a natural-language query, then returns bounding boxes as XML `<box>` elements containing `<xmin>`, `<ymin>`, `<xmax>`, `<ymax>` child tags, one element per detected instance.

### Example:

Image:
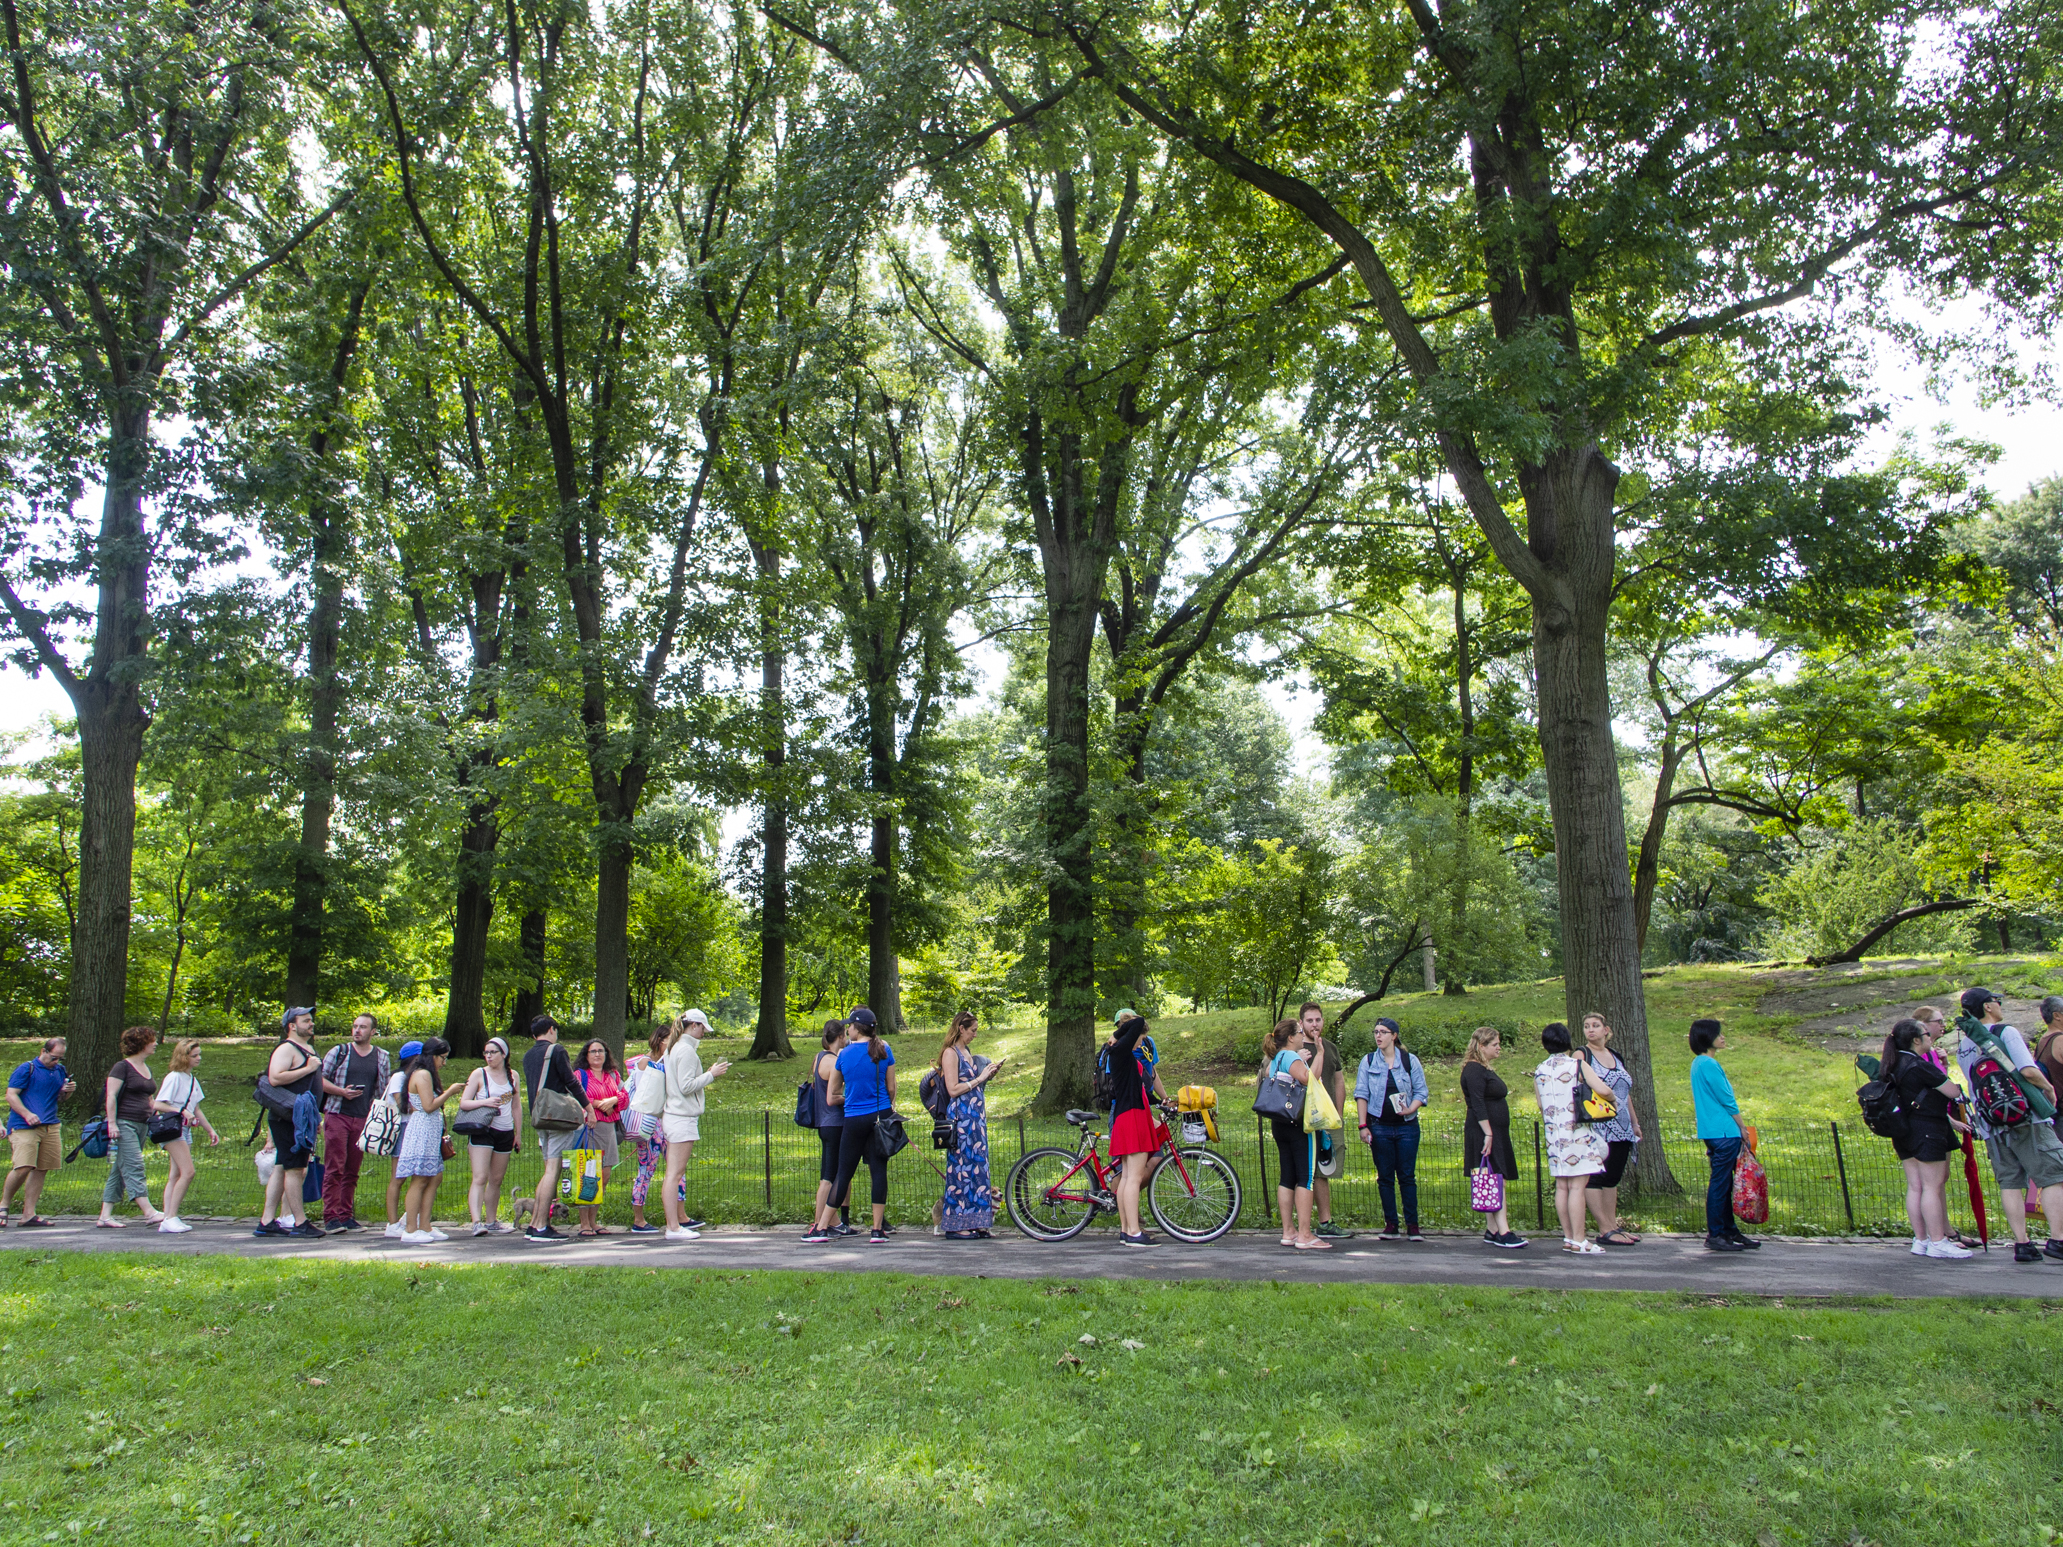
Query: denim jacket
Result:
<box><xmin>1353</xmin><ymin>1049</ymin><xmax>1429</xmax><ymax>1121</ymax></box>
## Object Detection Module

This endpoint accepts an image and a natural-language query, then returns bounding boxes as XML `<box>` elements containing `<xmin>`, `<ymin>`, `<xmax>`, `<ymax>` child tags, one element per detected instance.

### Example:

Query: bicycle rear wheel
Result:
<box><xmin>1006</xmin><ymin>1147</ymin><xmax>1098</xmax><ymax>1241</ymax></box>
<box><xmin>1149</xmin><ymin>1147</ymin><xmax>1242</xmax><ymax>1243</ymax></box>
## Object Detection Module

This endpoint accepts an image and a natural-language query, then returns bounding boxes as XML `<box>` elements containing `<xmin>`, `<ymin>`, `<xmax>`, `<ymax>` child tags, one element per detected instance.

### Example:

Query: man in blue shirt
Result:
<box><xmin>4</xmin><ymin>1037</ymin><xmax>75</xmax><ymax>1226</ymax></box>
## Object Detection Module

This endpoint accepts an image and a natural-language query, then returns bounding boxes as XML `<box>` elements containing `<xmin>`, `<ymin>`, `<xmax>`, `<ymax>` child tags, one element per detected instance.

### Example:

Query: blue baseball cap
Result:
<box><xmin>397</xmin><ymin>1040</ymin><xmax>423</xmax><ymax>1060</ymax></box>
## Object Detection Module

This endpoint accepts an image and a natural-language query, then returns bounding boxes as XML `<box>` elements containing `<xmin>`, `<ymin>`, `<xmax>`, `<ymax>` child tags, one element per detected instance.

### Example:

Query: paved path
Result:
<box><xmin>5</xmin><ymin>1220</ymin><xmax>2061</xmax><ymax>1298</ymax></box>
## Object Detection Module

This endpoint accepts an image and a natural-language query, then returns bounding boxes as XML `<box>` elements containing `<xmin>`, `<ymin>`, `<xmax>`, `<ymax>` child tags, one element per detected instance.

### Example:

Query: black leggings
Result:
<box><xmin>818</xmin><ymin>1126</ymin><xmax>852</xmax><ymax>1221</ymax></box>
<box><xmin>1271</xmin><ymin>1115</ymin><xmax>1314</xmax><ymax>1191</ymax></box>
<box><xmin>832</xmin><ymin>1113</ymin><xmax>888</xmax><ymax>1209</ymax></box>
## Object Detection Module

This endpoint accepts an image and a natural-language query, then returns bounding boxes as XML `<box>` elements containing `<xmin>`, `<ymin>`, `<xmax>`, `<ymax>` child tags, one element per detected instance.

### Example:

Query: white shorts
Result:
<box><xmin>662</xmin><ymin>1114</ymin><xmax>699</xmax><ymax>1145</ymax></box>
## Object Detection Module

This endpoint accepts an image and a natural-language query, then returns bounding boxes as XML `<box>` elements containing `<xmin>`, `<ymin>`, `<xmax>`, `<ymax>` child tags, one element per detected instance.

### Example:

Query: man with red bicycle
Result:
<box><xmin>1108</xmin><ymin>1010</ymin><xmax>1170</xmax><ymax>1247</ymax></box>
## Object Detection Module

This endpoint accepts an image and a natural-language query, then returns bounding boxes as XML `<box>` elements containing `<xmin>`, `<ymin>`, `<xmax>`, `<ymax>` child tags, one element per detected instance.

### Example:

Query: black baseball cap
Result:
<box><xmin>1960</xmin><ymin>987</ymin><xmax>2002</xmax><ymax>1016</ymax></box>
<box><xmin>848</xmin><ymin>1007</ymin><xmax>878</xmax><ymax>1029</ymax></box>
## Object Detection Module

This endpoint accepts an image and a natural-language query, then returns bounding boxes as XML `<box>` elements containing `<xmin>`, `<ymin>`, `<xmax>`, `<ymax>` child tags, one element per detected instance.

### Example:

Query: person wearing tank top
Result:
<box><xmin>457</xmin><ymin>1036</ymin><xmax>522</xmax><ymax>1234</ymax></box>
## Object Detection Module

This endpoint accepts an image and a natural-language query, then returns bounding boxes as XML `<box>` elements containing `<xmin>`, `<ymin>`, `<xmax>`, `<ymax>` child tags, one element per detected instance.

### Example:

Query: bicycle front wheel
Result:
<box><xmin>1149</xmin><ymin>1146</ymin><xmax>1242</xmax><ymax>1243</ymax></box>
<box><xmin>1006</xmin><ymin>1146</ymin><xmax>1098</xmax><ymax>1241</ymax></box>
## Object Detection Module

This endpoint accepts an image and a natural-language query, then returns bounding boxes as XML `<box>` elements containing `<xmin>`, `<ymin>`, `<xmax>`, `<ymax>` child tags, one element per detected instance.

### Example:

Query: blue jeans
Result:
<box><xmin>1704</xmin><ymin>1137</ymin><xmax>1741</xmax><ymax>1238</ymax></box>
<box><xmin>1366</xmin><ymin>1124</ymin><xmax>1421</xmax><ymax>1230</ymax></box>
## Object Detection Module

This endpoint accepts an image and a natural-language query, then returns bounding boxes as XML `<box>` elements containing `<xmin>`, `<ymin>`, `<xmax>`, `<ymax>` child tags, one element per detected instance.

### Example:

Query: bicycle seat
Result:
<box><xmin>1064</xmin><ymin>1108</ymin><xmax>1101</xmax><ymax>1127</ymax></box>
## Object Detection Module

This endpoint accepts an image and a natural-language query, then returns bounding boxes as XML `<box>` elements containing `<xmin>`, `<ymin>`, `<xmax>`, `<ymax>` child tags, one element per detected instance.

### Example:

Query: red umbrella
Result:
<box><xmin>1958</xmin><ymin>1128</ymin><xmax>1989</xmax><ymax>1250</ymax></box>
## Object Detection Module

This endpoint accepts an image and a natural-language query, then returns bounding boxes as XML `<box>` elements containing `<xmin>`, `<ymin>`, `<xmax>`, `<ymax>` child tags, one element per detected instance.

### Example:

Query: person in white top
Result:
<box><xmin>457</xmin><ymin>1036</ymin><xmax>523</xmax><ymax>1235</ymax></box>
<box><xmin>152</xmin><ymin>1039</ymin><xmax>219</xmax><ymax>1233</ymax></box>
<box><xmin>659</xmin><ymin>1010</ymin><xmax>729</xmax><ymax>1241</ymax></box>
<box><xmin>381</xmin><ymin>1040</ymin><xmax>423</xmax><ymax>1239</ymax></box>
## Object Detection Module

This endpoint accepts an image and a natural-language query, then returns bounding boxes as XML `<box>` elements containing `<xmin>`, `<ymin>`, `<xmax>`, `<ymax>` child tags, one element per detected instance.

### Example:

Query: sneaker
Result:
<box><xmin>1495</xmin><ymin>1232</ymin><xmax>1528</xmax><ymax>1249</ymax></box>
<box><xmin>1482</xmin><ymin>1228</ymin><xmax>1500</xmax><ymax>1246</ymax></box>
<box><xmin>402</xmin><ymin>1230</ymin><xmax>434</xmax><ymax>1244</ymax></box>
<box><xmin>157</xmin><ymin>1217</ymin><xmax>192</xmax><ymax>1235</ymax></box>
<box><xmin>491</xmin><ymin>1221</ymin><xmax>515</xmax><ymax>1234</ymax></box>
<box><xmin>1406</xmin><ymin>1229</ymin><xmax>1426</xmax><ymax>1243</ymax></box>
<box><xmin>1705</xmin><ymin>1234</ymin><xmax>1748</xmax><ymax>1251</ymax></box>
<box><xmin>681</xmin><ymin>1217</ymin><xmax>706</xmax><ymax>1231</ymax></box>
<box><xmin>383</xmin><ymin>1222</ymin><xmax>404</xmax><ymax>1239</ymax></box>
<box><xmin>2014</xmin><ymin>1241</ymin><xmax>2043</xmax><ymax>1263</ymax></box>
<box><xmin>1118</xmin><ymin>1232</ymin><xmax>1155</xmax><ymax>1248</ymax></box>
<box><xmin>524</xmin><ymin>1226</ymin><xmax>567</xmax><ymax>1242</ymax></box>
<box><xmin>1726</xmin><ymin>1233</ymin><xmax>1762</xmax><ymax>1250</ymax></box>
<box><xmin>471</xmin><ymin>1222</ymin><xmax>490</xmax><ymax>1237</ymax></box>
<box><xmin>1925</xmin><ymin>1238</ymin><xmax>1976</xmax><ymax>1259</ymax></box>
<box><xmin>869</xmin><ymin>1228</ymin><xmax>889</xmax><ymax>1244</ymax></box>
<box><xmin>833</xmin><ymin>1223</ymin><xmax>860</xmax><ymax>1237</ymax></box>
<box><xmin>289</xmin><ymin>1221</ymin><xmax>326</xmax><ymax>1239</ymax></box>
<box><xmin>339</xmin><ymin>1217</ymin><xmax>366</xmax><ymax>1232</ymax></box>
<box><xmin>2044</xmin><ymin>1239</ymin><xmax>2063</xmax><ymax>1262</ymax></box>
<box><xmin>1379</xmin><ymin>1226</ymin><xmax>1401</xmax><ymax>1241</ymax></box>
<box><xmin>1315</xmin><ymin>1221</ymin><xmax>1354</xmax><ymax>1239</ymax></box>
<box><xmin>800</xmin><ymin>1229</ymin><xmax>831</xmax><ymax>1244</ymax></box>
<box><xmin>878</xmin><ymin>1222</ymin><xmax>897</xmax><ymax>1235</ymax></box>
<box><xmin>629</xmin><ymin>1223</ymin><xmax>661</xmax><ymax>1234</ymax></box>
<box><xmin>252</xmin><ymin>1221</ymin><xmax>290</xmax><ymax>1238</ymax></box>
<box><xmin>664</xmin><ymin>1227</ymin><xmax>700</xmax><ymax>1241</ymax></box>
<box><xmin>1911</xmin><ymin>1237</ymin><xmax>1929</xmax><ymax>1256</ymax></box>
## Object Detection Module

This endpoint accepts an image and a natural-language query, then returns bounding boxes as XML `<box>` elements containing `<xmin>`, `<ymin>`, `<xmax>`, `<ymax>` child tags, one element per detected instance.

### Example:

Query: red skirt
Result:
<box><xmin>1109</xmin><ymin>1107</ymin><xmax>1161</xmax><ymax>1157</ymax></box>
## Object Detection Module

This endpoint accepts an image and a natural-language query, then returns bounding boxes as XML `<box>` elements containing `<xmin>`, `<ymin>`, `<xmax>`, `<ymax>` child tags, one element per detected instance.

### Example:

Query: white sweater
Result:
<box><xmin>663</xmin><ymin>1039</ymin><xmax>716</xmax><ymax>1118</ymax></box>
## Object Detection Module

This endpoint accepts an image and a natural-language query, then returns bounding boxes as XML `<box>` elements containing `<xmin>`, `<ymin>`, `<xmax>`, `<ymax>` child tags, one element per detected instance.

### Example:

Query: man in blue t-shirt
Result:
<box><xmin>4</xmin><ymin>1036</ymin><xmax>76</xmax><ymax>1225</ymax></box>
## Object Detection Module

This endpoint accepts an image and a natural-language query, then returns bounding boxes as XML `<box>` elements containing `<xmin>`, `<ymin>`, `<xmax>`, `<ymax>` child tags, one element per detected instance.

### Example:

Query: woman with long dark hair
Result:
<box><xmin>811</xmin><ymin>1008</ymin><xmax>895</xmax><ymax>1244</ymax></box>
<box><xmin>805</xmin><ymin>1020</ymin><xmax>854</xmax><ymax>1239</ymax></box>
<box><xmin>1880</xmin><ymin>1017</ymin><xmax>1973</xmax><ymax>1259</ymax></box>
<box><xmin>98</xmin><ymin>1025</ymin><xmax>163</xmax><ymax>1229</ymax></box>
<box><xmin>573</xmin><ymin>1038</ymin><xmax>625</xmax><ymax>1237</ymax></box>
<box><xmin>457</xmin><ymin>1036</ymin><xmax>521</xmax><ymax>1234</ymax></box>
<box><xmin>396</xmin><ymin>1037</ymin><xmax>458</xmax><ymax>1244</ymax></box>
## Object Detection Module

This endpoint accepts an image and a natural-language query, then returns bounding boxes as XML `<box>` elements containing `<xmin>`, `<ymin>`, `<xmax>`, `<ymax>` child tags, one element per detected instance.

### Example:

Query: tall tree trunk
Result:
<box><xmin>444</xmin><ymin>768</ymin><xmax>497</xmax><ymax>1056</ymax></box>
<box><xmin>749</xmin><ymin>549</ymin><xmax>793</xmax><ymax>1059</ymax></box>
<box><xmin>1102</xmin><ymin>701</ymin><xmax>1153</xmax><ymax>1006</ymax></box>
<box><xmin>1033</xmin><ymin>578</ymin><xmax>1101</xmax><ymax>1111</ymax></box>
<box><xmin>509</xmin><ymin>907</ymin><xmax>546</xmax><ymax>1039</ymax></box>
<box><xmin>63</xmin><ymin>411</ymin><xmax>153</xmax><ymax>1090</ymax></box>
<box><xmin>864</xmin><ymin>650</ymin><xmax>900</xmax><ymax>1028</ymax></box>
<box><xmin>593</xmin><ymin>827</ymin><xmax>633</xmax><ymax>1057</ymax></box>
<box><xmin>1530</xmin><ymin>463</ymin><xmax>1674</xmax><ymax>1192</ymax></box>
<box><xmin>284</xmin><ymin>564</ymin><xmax>341</xmax><ymax>1009</ymax></box>
<box><xmin>1444</xmin><ymin>577</ymin><xmax>1475</xmax><ymax>995</ymax></box>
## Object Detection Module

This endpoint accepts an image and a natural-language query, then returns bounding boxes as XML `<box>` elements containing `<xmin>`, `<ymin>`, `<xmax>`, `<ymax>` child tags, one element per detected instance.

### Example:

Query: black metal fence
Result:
<box><xmin>19</xmin><ymin>1109</ymin><xmax>2007</xmax><ymax>1238</ymax></box>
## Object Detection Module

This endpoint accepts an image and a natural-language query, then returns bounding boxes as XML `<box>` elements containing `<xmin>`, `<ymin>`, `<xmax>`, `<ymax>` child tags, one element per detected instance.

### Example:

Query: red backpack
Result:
<box><xmin>1968</xmin><ymin>1047</ymin><xmax>2034</xmax><ymax>1131</ymax></box>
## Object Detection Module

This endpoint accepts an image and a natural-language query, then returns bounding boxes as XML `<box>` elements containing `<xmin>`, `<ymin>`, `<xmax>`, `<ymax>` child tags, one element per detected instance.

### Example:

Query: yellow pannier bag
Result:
<box><xmin>1176</xmin><ymin>1085</ymin><xmax>1218</xmax><ymax>1144</ymax></box>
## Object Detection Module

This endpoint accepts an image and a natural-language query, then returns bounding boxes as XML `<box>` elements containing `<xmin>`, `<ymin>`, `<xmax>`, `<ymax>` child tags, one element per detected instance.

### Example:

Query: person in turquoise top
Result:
<box><xmin>1689</xmin><ymin>1019</ymin><xmax>1758</xmax><ymax>1252</ymax></box>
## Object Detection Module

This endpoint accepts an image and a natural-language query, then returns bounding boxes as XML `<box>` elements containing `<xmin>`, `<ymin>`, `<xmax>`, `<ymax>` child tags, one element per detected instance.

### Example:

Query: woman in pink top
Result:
<box><xmin>574</xmin><ymin>1040</ymin><xmax>627</xmax><ymax>1237</ymax></box>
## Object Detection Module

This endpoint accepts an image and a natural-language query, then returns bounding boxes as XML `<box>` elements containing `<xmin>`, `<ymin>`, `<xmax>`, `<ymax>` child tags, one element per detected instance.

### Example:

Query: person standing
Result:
<box><xmin>521</xmin><ymin>1015</ymin><xmax>580</xmax><ymax>1243</ymax></box>
<box><xmin>2036</xmin><ymin>997</ymin><xmax>2063</xmax><ymax>1140</ymax></box>
<box><xmin>1352</xmin><ymin>1017</ymin><xmax>1427</xmax><ymax>1240</ymax></box>
<box><xmin>1689</xmin><ymin>1019</ymin><xmax>1758</xmax><ymax>1252</ymax></box>
<box><xmin>317</xmin><ymin>1013</ymin><xmax>388</xmax><ymax>1232</ymax></box>
<box><xmin>809</xmin><ymin>1007</ymin><xmax>893</xmax><ymax>1244</ymax></box>
<box><xmin>458</xmin><ymin>1036</ymin><xmax>521</xmax><ymax>1235</ymax></box>
<box><xmin>938</xmin><ymin>1011</ymin><xmax>1005</xmax><ymax>1239</ymax></box>
<box><xmin>624</xmin><ymin>1027</ymin><xmax>669</xmax><ymax>1233</ymax></box>
<box><xmin>571</xmin><ymin>1039</ymin><xmax>626</xmax><ymax>1237</ymax></box>
<box><xmin>1262</xmin><ymin>1018</ymin><xmax>1325</xmax><ymax>1250</ymax></box>
<box><xmin>1954</xmin><ymin>987</ymin><xmax>2063</xmax><ymax>1265</ymax></box>
<box><xmin>3</xmin><ymin>1036</ymin><xmax>73</xmax><ymax>1229</ymax></box>
<box><xmin>1460</xmin><ymin>1027</ymin><xmax>1524</xmax><ymax>1248</ymax></box>
<box><xmin>98</xmin><ymin>1026</ymin><xmax>164</xmax><ymax>1228</ymax></box>
<box><xmin>1106</xmin><ymin>1009</ymin><xmax>1167</xmax><ymax>1250</ymax></box>
<box><xmin>1535</xmin><ymin>1022</ymin><xmax>1607</xmax><ymax>1254</ymax></box>
<box><xmin>255</xmin><ymin>1009</ymin><xmax>332</xmax><ymax>1239</ymax></box>
<box><xmin>1577</xmin><ymin>1012</ymin><xmax>1642</xmax><ymax>1246</ymax></box>
<box><xmin>152</xmin><ymin>1039</ymin><xmax>219</xmax><ymax>1234</ymax></box>
<box><xmin>804</xmin><ymin>1021</ymin><xmax>855</xmax><ymax>1238</ymax></box>
<box><xmin>660</xmin><ymin>1009</ymin><xmax>729</xmax><ymax>1241</ymax></box>
<box><xmin>395</xmin><ymin>1038</ymin><xmax>458</xmax><ymax>1244</ymax></box>
<box><xmin>381</xmin><ymin>1040</ymin><xmax>422</xmax><ymax>1239</ymax></box>
<box><xmin>1878</xmin><ymin>1017</ymin><xmax>1973</xmax><ymax>1259</ymax></box>
<box><xmin>1299</xmin><ymin>1001</ymin><xmax>1354</xmax><ymax>1240</ymax></box>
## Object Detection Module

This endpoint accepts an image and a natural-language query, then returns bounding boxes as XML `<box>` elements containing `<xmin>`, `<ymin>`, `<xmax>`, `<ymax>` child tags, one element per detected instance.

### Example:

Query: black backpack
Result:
<box><xmin>1092</xmin><ymin>1035</ymin><xmax>1155</xmax><ymax>1110</ymax></box>
<box><xmin>918</xmin><ymin>1067</ymin><xmax>950</xmax><ymax>1121</ymax></box>
<box><xmin>1856</xmin><ymin>1074</ymin><xmax>1909</xmax><ymax>1140</ymax></box>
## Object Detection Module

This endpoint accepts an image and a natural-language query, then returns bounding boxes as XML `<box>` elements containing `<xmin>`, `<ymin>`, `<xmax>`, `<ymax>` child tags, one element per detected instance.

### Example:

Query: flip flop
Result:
<box><xmin>19</xmin><ymin>1216</ymin><xmax>52</xmax><ymax>1227</ymax></box>
<box><xmin>1292</xmin><ymin>1238</ymin><xmax>1332</xmax><ymax>1250</ymax></box>
<box><xmin>96</xmin><ymin>1219</ymin><xmax>126</xmax><ymax>1229</ymax></box>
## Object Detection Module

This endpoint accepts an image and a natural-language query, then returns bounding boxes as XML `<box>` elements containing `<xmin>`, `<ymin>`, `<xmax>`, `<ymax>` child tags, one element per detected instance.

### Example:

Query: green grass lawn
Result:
<box><xmin>0</xmin><ymin>1254</ymin><xmax>2057</xmax><ymax>1546</ymax></box>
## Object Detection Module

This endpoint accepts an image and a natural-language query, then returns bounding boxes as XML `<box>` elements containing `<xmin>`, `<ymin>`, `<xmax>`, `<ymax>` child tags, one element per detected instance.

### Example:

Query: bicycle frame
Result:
<box><xmin>1039</xmin><ymin>1117</ymin><xmax>1202</xmax><ymax>1212</ymax></box>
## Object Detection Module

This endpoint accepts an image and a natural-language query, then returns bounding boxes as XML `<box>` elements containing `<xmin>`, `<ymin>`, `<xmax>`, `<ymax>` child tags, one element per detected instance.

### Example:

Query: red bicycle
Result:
<box><xmin>1005</xmin><ymin>1106</ymin><xmax>1242</xmax><ymax>1243</ymax></box>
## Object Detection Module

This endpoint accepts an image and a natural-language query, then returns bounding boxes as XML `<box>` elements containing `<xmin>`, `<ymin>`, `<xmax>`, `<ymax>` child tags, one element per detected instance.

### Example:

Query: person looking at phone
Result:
<box><xmin>1107</xmin><ymin>1009</ymin><xmax>1167</xmax><ymax>1249</ymax></box>
<box><xmin>1262</xmin><ymin>1018</ymin><xmax>1325</xmax><ymax>1251</ymax></box>
<box><xmin>318</xmin><ymin>1012</ymin><xmax>389</xmax><ymax>1232</ymax></box>
<box><xmin>3</xmin><ymin>1036</ymin><xmax>74</xmax><ymax>1228</ymax></box>
<box><xmin>1353</xmin><ymin>1018</ymin><xmax>1427</xmax><ymax>1241</ymax></box>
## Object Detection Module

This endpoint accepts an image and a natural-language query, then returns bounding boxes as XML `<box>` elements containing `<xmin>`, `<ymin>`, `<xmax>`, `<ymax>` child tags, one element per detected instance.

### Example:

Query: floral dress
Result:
<box><xmin>1535</xmin><ymin>1053</ymin><xmax>1607</xmax><ymax>1178</ymax></box>
<box><xmin>940</xmin><ymin>1051</ymin><xmax>994</xmax><ymax>1232</ymax></box>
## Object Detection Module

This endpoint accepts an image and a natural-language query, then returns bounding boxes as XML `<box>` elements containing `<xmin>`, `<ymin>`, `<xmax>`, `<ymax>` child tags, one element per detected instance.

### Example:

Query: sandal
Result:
<box><xmin>1598</xmin><ymin>1229</ymin><xmax>1641</xmax><ymax>1246</ymax></box>
<box><xmin>1280</xmin><ymin>1236</ymin><xmax>1296</xmax><ymax>1247</ymax></box>
<box><xmin>1292</xmin><ymin>1237</ymin><xmax>1332</xmax><ymax>1250</ymax></box>
<box><xmin>20</xmin><ymin>1216</ymin><xmax>51</xmax><ymax>1228</ymax></box>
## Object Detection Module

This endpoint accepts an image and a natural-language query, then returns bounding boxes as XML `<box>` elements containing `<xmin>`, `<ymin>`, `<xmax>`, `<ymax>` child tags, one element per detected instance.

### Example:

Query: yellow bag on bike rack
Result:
<box><xmin>1175</xmin><ymin>1084</ymin><xmax>1218</xmax><ymax>1144</ymax></box>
